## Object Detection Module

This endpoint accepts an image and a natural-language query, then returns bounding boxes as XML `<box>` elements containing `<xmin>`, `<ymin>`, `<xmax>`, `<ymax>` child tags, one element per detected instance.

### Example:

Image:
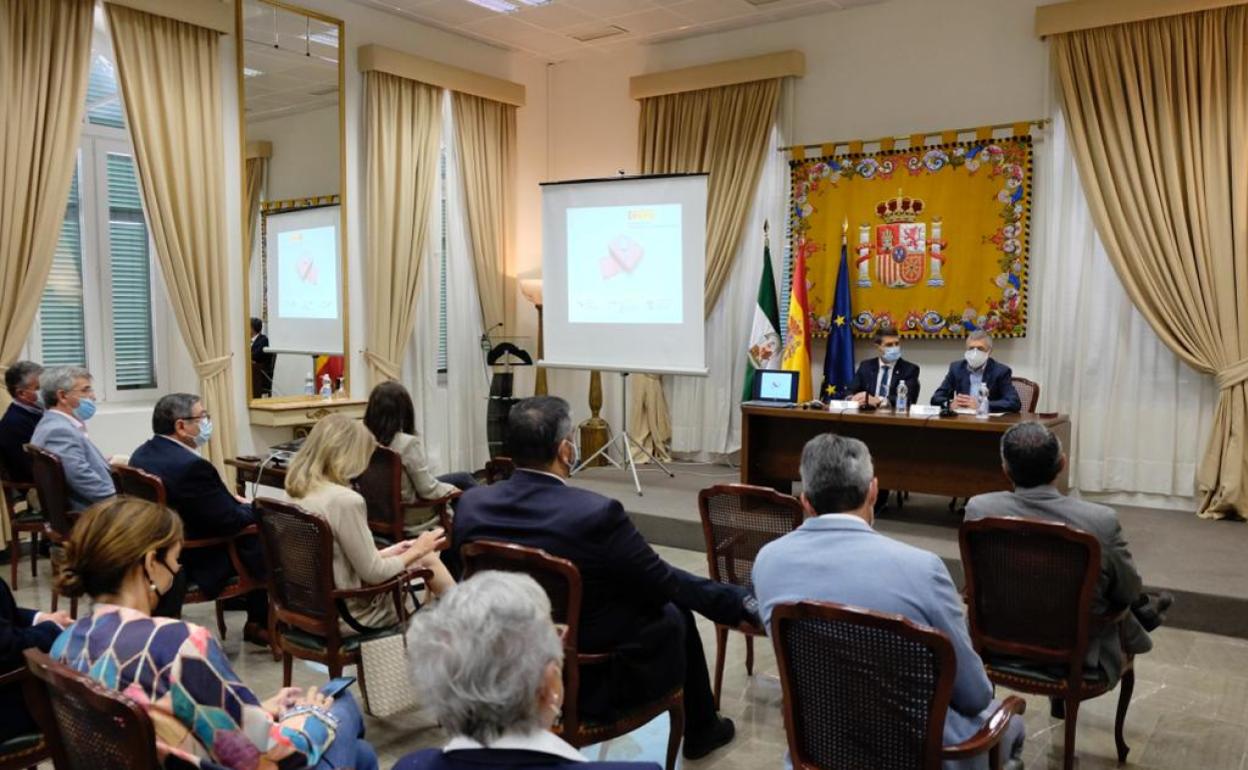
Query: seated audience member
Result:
<box><xmin>130</xmin><ymin>393</ymin><xmax>268</xmax><ymax>643</ymax></box>
<box><xmin>363</xmin><ymin>381</ymin><xmax>477</xmax><ymax>514</ymax></box>
<box><xmin>250</xmin><ymin>317</ymin><xmax>275</xmax><ymax>398</ymax></box>
<box><xmin>397</xmin><ymin>571</ymin><xmax>661</xmax><ymax>770</ymax></box>
<box><xmin>0</xmin><ymin>361</ymin><xmax>44</xmax><ymax>483</ymax></box>
<box><xmin>847</xmin><ymin>325</ymin><xmax>920</xmax><ymax>408</ymax></box>
<box><xmin>30</xmin><ymin>366</ymin><xmax>116</xmax><ymax>510</ymax></box>
<box><xmin>285</xmin><ymin>414</ymin><xmax>454</xmax><ymax>630</ymax></box>
<box><xmin>0</xmin><ymin>575</ymin><xmax>69</xmax><ymax>744</ymax></box>
<box><xmin>965</xmin><ymin>421</ymin><xmax>1163</xmax><ymax>687</ymax></box>
<box><xmin>452</xmin><ymin>396</ymin><xmax>751</xmax><ymax>760</ymax></box>
<box><xmin>753</xmin><ymin>434</ymin><xmax>1025</xmax><ymax>770</ymax></box>
<box><xmin>930</xmin><ymin>329</ymin><xmax>1021</xmax><ymax>413</ymax></box>
<box><xmin>51</xmin><ymin>496</ymin><xmax>378</xmax><ymax>770</ymax></box>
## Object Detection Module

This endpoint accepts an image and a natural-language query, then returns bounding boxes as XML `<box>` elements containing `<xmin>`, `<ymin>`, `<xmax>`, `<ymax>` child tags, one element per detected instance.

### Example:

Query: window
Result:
<box><xmin>29</xmin><ymin>43</ymin><xmax>164</xmax><ymax>401</ymax></box>
<box><xmin>436</xmin><ymin>146</ymin><xmax>449</xmax><ymax>375</ymax></box>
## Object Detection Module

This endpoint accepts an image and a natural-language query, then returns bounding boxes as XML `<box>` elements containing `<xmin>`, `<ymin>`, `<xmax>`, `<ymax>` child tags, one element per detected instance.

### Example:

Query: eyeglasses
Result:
<box><xmin>180</xmin><ymin>412</ymin><xmax>211</xmax><ymax>422</ymax></box>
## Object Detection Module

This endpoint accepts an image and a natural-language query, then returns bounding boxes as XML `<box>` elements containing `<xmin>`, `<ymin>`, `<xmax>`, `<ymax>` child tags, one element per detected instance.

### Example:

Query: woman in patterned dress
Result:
<box><xmin>50</xmin><ymin>496</ymin><xmax>378</xmax><ymax>770</ymax></box>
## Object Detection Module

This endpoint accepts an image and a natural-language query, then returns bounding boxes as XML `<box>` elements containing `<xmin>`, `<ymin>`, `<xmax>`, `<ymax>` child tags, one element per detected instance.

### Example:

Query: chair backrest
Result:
<box><xmin>698</xmin><ymin>483</ymin><xmax>804</xmax><ymax>592</ymax></box>
<box><xmin>1011</xmin><ymin>377</ymin><xmax>1040</xmax><ymax>413</ymax></box>
<box><xmin>24</xmin><ymin>649</ymin><xmax>161</xmax><ymax>770</ymax></box>
<box><xmin>352</xmin><ymin>446</ymin><xmax>404</xmax><ymax>540</ymax></box>
<box><xmin>254</xmin><ymin>497</ymin><xmax>339</xmax><ymax>632</ymax></box>
<box><xmin>959</xmin><ymin>517</ymin><xmax>1100</xmax><ymax>668</ymax></box>
<box><xmin>771</xmin><ymin>601</ymin><xmax>956</xmax><ymax>770</ymax></box>
<box><xmin>112</xmin><ymin>464</ymin><xmax>167</xmax><ymax>506</ymax></box>
<box><xmin>484</xmin><ymin>456</ymin><xmax>515</xmax><ymax>484</ymax></box>
<box><xmin>25</xmin><ymin>444</ymin><xmax>74</xmax><ymax>538</ymax></box>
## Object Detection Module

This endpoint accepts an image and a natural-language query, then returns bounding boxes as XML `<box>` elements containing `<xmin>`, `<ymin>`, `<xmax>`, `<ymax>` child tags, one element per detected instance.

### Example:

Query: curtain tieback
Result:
<box><xmin>1216</xmin><ymin>358</ymin><xmax>1248</xmax><ymax>391</ymax></box>
<box><xmin>364</xmin><ymin>350</ymin><xmax>400</xmax><ymax>382</ymax></box>
<box><xmin>194</xmin><ymin>354</ymin><xmax>233</xmax><ymax>380</ymax></box>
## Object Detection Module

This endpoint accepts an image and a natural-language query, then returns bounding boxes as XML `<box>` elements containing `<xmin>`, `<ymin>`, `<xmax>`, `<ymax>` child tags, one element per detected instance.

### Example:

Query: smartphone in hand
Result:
<box><xmin>320</xmin><ymin>676</ymin><xmax>356</xmax><ymax>699</ymax></box>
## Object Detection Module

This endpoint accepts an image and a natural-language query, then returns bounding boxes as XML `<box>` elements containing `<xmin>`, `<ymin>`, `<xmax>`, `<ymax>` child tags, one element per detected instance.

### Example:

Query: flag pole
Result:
<box><xmin>841</xmin><ymin>216</ymin><xmax>848</xmax><ymax>245</ymax></box>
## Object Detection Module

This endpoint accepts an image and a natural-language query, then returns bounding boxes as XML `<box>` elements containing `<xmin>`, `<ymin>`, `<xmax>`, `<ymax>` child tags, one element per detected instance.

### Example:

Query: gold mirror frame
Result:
<box><xmin>236</xmin><ymin>0</ymin><xmax>348</xmax><ymax>407</ymax></box>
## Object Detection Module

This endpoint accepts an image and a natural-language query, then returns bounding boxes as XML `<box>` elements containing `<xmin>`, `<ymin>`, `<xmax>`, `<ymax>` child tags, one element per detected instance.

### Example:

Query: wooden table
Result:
<box><xmin>226</xmin><ymin>457</ymin><xmax>288</xmax><ymax>497</ymax></box>
<box><xmin>741</xmin><ymin>406</ymin><xmax>1071</xmax><ymax>497</ymax></box>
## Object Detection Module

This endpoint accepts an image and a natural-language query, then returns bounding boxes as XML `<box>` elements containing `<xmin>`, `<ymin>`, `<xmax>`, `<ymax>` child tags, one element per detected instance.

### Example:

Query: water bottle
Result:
<box><xmin>303</xmin><ymin>373</ymin><xmax>315</xmax><ymax>396</ymax></box>
<box><xmin>319</xmin><ymin>374</ymin><xmax>333</xmax><ymax>400</ymax></box>
<box><xmin>334</xmin><ymin>377</ymin><xmax>346</xmax><ymax>399</ymax></box>
<box><xmin>976</xmin><ymin>382</ymin><xmax>990</xmax><ymax>419</ymax></box>
<box><xmin>895</xmin><ymin>380</ymin><xmax>908</xmax><ymax>414</ymax></box>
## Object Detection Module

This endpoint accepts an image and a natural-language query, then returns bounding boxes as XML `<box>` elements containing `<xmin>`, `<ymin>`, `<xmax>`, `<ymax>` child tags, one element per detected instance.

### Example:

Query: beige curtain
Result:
<box><xmin>630</xmin><ymin>373</ymin><xmax>672</xmax><ymax>463</ymax></box>
<box><xmin>1054</xmin><ymin>7</ymin><xmax>1248</xmax><ymax>519</ymax></box>
<box><xmin>107</xmin><ymin>4</ymin><xmax>237</xmax><ymax>477</ymax></box>
<box><xmin>363</xmin><ymin>72</ymin><xmax>442</xmax><ymax>384</ymax></box>
<box><xmin>452</xmin><ymin>92</ymin><xmax>514</xmax><ymax>332</ymax></box>
<box><xmin>243</xmin><ymin>155</ymin><xmax>265</xmax><ymax>265</ymax></box>
<box><xmin>0</xmin><ymin>0</ymin><xmax>93</xmax><ymax>415</ymax></box>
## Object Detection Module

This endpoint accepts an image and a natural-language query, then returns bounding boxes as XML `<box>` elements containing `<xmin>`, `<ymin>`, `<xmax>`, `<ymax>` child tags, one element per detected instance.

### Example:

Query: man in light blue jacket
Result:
<box><xmin>29</xmin><ymin>366</ymin><xmax>115</xmax><ymax>511</ymax></box>
<box><xmin>753</xmin><ymin>434</ymin><xmax>1024</xmax><ymax>769</ymax></box>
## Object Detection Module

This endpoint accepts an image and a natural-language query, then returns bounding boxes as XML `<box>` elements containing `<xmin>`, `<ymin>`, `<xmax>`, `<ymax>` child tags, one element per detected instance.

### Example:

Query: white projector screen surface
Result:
<box><xmin>263</xmin><ymin>206</ymin><xmax>343</xmax><ymax>355</ymax></box>
<box><xmin>542</xmin><ymin>174</ymin><xmax>707</xmax><ymax>376</ymax></box>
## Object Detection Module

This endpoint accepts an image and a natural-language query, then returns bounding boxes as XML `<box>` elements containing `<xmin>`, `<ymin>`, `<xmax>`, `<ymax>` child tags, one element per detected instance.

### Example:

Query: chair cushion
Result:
<box><xmin>0</xmin><ymin>733</ymin><xmax>43</xmax><ymax>755</ymax></box>
<box><xmin>13</xmin><ymin>510</ymin><xmax>44</xmax><ymax>525</ymax></box>
<box><xmin>282</xmin><ymin>625</ymin><xmax>399</xmax><ymax>653</ymax></box>
<box><xmin>986</xmin><ymin>658</ymin><xmax>1108</xmax><ymax>684</ymax></box>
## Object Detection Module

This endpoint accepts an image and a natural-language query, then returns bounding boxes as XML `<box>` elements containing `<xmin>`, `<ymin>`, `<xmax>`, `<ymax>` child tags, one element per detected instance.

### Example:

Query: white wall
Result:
<box><xmin>247</xmin><ymin>104</ymin><xmax>341</xmax><ymax>201</ymax></box>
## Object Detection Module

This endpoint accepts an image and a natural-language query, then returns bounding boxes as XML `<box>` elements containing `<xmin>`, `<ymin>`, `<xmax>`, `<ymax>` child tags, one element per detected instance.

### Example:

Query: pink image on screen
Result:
<box><xmin>296</xmin><ymin>257</ymin><xmax>320</xmax><ymax>285</ymax></box>
<box><xmin>600</xmin><ymin>234</ymin><xmax>643</xmax><ymax>279</ymax></box>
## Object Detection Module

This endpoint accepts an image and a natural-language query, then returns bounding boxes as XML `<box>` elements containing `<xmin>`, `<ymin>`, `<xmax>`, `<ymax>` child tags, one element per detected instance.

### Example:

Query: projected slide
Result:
<box><xmin>566</xmin><ymin>203</ymin><xmax>682</xmax><ymax>324</ymax></box>
<box><xmin>277</xmin><ymin>225</ymin><xmax>338</xmax><ymax>319</ymax></box>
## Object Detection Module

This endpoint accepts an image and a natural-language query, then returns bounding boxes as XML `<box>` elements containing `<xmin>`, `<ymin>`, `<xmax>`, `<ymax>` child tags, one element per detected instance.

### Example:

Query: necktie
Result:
<box><xmin>878</xmin><ymin>366</ymin><xmax>891</xmax><ymax>397</ymax></box>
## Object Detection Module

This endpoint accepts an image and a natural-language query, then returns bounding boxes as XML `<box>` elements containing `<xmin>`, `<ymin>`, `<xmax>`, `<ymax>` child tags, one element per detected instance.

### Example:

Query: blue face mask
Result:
<box><xmin>881</xmin><ymin>346</ymin><xmax>902</xmax><ymax>363</ymax></box>
<box><xmin>73</xmin><ymin>397</ymin><xmax>97</xmax><ymax>422</ymax></box>
<box><xmin>193</xmin><ymin>418</ymin><xmax>213</xmax><ymax>447</ymax></box>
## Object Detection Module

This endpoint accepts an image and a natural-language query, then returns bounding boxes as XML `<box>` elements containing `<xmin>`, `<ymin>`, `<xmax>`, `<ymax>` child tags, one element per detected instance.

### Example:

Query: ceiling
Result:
<box><xmin>242</xmin><ymin>1</ymin><xmax>340</xmax><ymax>122</ymax></box>
<box><xmin>349</xmin><ymin>0</ymin><xmax>883</xmax><ymax>62</ymax></box>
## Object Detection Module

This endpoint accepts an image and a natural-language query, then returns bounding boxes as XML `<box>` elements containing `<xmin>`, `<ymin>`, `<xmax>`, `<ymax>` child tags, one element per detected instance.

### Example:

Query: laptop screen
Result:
<box><xmin>754</xmin><ymin>370</ymin><xmax>800</xmax><ymax>402</ymax></box>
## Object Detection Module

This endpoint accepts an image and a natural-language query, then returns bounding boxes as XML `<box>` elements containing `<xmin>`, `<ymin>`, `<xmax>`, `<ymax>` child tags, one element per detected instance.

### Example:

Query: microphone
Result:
<box><xmin>479</xmin><ymin>322</ymin><xmax>504</xmax><ymax>352</ymax></box>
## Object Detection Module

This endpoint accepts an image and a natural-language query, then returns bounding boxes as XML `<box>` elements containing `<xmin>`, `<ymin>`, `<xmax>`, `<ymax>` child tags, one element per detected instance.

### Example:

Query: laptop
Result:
<box><xmin>743</xmin><ymin>369</ymin><xmax>800</xmax><ymax>407</ymax></box>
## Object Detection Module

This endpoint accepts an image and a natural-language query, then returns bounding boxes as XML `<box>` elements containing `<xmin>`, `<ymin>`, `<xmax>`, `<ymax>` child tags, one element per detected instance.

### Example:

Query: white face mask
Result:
<box><xmin>964</xmin><ymin>349</ymin><xmax>989</xmax><ymax>369</ymax></box>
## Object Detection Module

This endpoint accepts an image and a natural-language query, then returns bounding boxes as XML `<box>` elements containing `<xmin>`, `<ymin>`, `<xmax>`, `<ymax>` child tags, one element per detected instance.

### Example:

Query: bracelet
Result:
<box><xmin>280</xmin><ymin>704</ymin><xmax>339</xmax><ymax>728</ymax></box>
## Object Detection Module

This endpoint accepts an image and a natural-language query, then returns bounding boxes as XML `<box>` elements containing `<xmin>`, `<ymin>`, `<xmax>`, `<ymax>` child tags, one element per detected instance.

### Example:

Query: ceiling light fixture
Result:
<box><xmin>465</xmin><ymin>0</ymin><xmax>519</xmax><ymax>12</ymax></box>
<box><xmin>243</xmin><ymin>66</ymin><xmax>264</xmax><ymax>77</ymax></box>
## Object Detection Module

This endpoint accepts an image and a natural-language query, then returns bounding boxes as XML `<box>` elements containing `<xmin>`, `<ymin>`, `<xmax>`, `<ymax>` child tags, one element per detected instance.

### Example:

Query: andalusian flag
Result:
<box><xmin>780</xmin><ymin>241</ymin><xmax>813</xmax><ymax>402</ymax></box>
<box><xmin>743</xmin><ymin>228</ymin><xmax>782</xmax><ymax>401</ymax></box>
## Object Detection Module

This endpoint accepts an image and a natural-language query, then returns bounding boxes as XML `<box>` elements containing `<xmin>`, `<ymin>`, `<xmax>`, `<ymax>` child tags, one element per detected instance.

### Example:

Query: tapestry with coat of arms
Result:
<box><xmin>789</xmin><ymin>134</ymin><xmax>1033</xmax><ymax>338</ymax></box>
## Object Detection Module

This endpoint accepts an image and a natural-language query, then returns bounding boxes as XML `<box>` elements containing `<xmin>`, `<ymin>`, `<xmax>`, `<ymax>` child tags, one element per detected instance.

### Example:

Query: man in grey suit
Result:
<box><xmin>753</xmin><ymin>434</ymin><xmax>1024</xmax><ymax>770</ymax></box>
<box><xmin>966</xmin><ymin>422</ymin><xmax>1160</xmax><ymax>688</ymax></box>
<box><xmin>29</xmin><ymin>366</ymin><xmax>116</xmax><ymax>511</ymax></box>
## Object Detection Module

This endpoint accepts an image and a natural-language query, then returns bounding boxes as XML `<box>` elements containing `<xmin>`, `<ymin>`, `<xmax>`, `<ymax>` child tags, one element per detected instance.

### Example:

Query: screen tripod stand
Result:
<box><xmin>571</xmin><ymin>371</ymin><xmax>673</xmax><ymax>496</ymax></box>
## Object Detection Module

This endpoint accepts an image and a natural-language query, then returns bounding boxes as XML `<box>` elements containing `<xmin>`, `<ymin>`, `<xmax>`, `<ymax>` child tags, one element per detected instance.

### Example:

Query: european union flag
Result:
<box><xmin>820</xmin><ymin>242</ymin><xmax>854</xmax><ymax>401</ymax></box>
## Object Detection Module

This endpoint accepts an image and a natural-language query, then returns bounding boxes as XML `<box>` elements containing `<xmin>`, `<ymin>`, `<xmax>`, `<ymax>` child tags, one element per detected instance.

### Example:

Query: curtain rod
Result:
<box><xmin>778</xmin><ymin>117</ymin><xmax>1051</xmax><ymax>153</ymax></box>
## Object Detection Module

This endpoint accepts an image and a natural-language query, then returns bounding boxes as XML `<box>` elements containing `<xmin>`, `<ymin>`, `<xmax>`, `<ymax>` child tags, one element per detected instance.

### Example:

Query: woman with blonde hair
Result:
<box><xmin>286</xmin><ymin>414</ymin><xmax>453</xmax><ymax>630</ymax></box>
<box><xmin>52</xmin><ymin>496</ymin><xmax>378</xmax><ymax>769</ymax></box>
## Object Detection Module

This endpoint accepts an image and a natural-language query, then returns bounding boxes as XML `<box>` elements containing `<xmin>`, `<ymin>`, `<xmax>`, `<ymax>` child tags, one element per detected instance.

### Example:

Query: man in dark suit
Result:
<box><xmin>451</xmin><ymin>396</ymin><xmax>753</xmax><ymax>761</ymax></box>
<box><xmin>250</xmin><ymin>317</ymin><xmax>274</xmax><ymax>398</ymax></box>
<box><xmin>129</xmin><ymin>393</ymin><xmax>268</xmax><ymax>644</ymax></box>
<box><xmin>0</xmin><ymin>576</ymin><xmax>68</xmax><ymax>743</ymax></box>
<box><xmin>847</xmin><ymin>324</ymin><xmax>920</xmax><ymax>409</ymax></box>
<box><xmin>930</xmin><ymin>329</ymin><xmax>1022</xmax><ymax>413</ymax></box>
<box><xmin>0</xmin><ymin>361</ymin><xmax>44</xmax><ymax>483</ymax></box>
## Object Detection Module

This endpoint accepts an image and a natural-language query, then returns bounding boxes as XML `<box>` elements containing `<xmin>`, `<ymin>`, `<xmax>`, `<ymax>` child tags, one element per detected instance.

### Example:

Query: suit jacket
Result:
<box><xmin>30</xmin><ymin>411</ymin><xmax>115</xmax><ymax>511</ymax></box>
<box><xmin>451</xmin><ymin>470</ymin><xmax>748</xmax><ymax>717</ymax></box>
<box><xmin>130</xmin><ymin>436</ymin><xmax>261</xmax><ymax>597</ymax></box>
<box><xmin>0</xmin><ymin>577</ymin><xmax>60</xmax><ymax>742</ymax></box>
<box><xmin>964</xmin><ymin>486</ymin><xmax>1149</xmax><ymax>685</ymax></box>
<box><xmin>929</xmin><ymin>358</ymin><xmax>1021</xmax><ymax>413</ymax></box>
<box><xmin>848</xmin><ymin>357</ymin><xmax>920</xmax><ymax>405</ymax></box>
<box><xmin>250</xmin><ymin>333</ymin><xmax>270</xmax><ymax>362</ymax></box>
<box><xmin>0</xmin><ymin>401</ymin><xmax>42</xmax><ymax>482</ymax></box>
<box><xmin>394</xmin><ymin>749</ymin><xmax>658</xmax><ymax>770</ymax></box>
<box><xmin>753</xmin><ymin>515</ymin><xmax>996</xmax><ymax>751</ymax></box>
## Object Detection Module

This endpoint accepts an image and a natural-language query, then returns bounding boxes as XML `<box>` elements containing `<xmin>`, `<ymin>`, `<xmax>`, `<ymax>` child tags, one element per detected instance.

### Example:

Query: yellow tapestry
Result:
<box><xmin>790</xmin><ymin>135</ymin><xmax>1032</xmax><ymax>338</ymax></box>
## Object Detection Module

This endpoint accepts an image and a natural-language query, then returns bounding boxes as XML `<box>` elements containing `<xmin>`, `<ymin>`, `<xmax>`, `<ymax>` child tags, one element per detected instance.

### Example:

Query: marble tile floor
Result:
<box><xmin>12</xmin><ymin>544</ymin><xmax>1248</xmax><ymax>769</ymax></box>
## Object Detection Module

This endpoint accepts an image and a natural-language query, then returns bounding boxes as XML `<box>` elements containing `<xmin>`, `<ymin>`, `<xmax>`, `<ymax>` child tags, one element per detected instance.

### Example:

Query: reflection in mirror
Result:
<box><xmin>238</xmin><ymin>0</ymin><xmax>346</xmax><ymax>404</ymax></box>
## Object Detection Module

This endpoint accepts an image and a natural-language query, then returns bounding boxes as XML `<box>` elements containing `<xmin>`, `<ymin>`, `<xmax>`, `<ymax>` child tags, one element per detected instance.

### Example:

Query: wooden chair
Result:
<box><xmin>484</xmin><ymin>456</ymin><xmax>515</xmax><ymax>484</ymax></box>
<box><xmin>0</xmin><ymin>461</ymin><xmax>44</xmax><ymax>591</ymax></box>
<box><xmin>353</xmin><ymin>446</ymin><xmax>459</xmax><ymax>544</ymax></box>
<box><xmin>461</xmin><ymin>539</ymin><xmax>684</xmax><ymax>770</ymax></box>
<box><xmin>23</xmin><ymin>649</ymin><xmax>160</xmax><ymax>770</ymax></box>
<box><xmin>960</xmin><ymin>517</ymin><xmax>1134</xmax><ymax>769</ymax></box>
<box><xmin>112</xmin><ymin>464</ymin><xmax>262</xmax><ymax>639</ymax></box>
<box><xmin>697</xmin><ymin>483</ymin><xmax>802</xmax><ymax>708</ymax></box>
<box><xmin>0</xmin><ymin>668</ymin><xmax>49</xmax><ymax>770</ymax></box>
<box><xmin>771</xmin><ymin>601</ymin><xmax>1025</xmax><ymax>770</ymax></box>
<box><xmin>1011</xmin><ymin>377</ymin><xmax>1041</xmax><ymax>414</ymax></box>
<box><xmin>23</xmin><ymin>445</ymin><xmax>78</xmax><ymax>617</ymax></box>
<box><xmin>254</xmin><ymin>497</ymin><xmax>430</xmax><ymax>694</ymax></box>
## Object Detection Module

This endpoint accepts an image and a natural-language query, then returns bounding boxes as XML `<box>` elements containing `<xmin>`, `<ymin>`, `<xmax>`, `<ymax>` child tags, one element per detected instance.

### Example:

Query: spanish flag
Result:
<box><xmin>780</xmin><ymin>244</ymin><xmax>813</xmax><ymax>402</ymax></box>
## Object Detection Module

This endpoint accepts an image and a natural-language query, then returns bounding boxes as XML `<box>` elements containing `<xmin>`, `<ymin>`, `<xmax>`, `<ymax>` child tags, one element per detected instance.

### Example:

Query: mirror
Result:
<box><xmin>237</xmin><ymin>0</ymin><xmax>347</xmax><ymax>405</ymax></box>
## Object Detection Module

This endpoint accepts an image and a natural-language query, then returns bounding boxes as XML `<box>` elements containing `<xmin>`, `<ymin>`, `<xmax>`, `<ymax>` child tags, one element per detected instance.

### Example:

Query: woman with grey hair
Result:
<box><xmin>395</xmin><ymin>571</ymin><xmax>660</xmax><ymax>770</ymax></box>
